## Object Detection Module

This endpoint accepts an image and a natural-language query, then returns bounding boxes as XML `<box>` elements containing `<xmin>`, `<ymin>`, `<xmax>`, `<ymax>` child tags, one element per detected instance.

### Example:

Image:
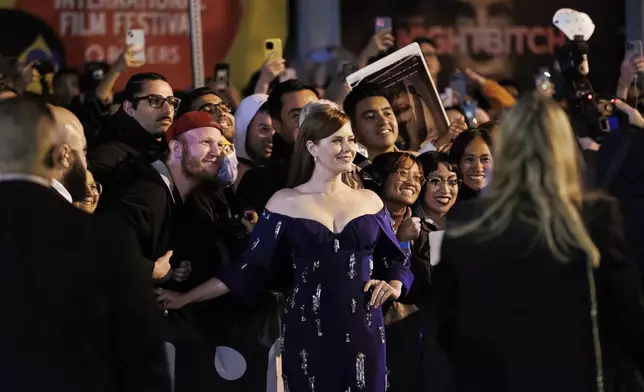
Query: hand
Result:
<box><xmin>259</xmin><ymin>53</ymin><xmax>286</xmax><ymax>84</ymax></box>
<box><xmin>463</xmin><ymin>68</ymin><xmax>487</xmax><ymax>86</ymax></box>
<box><xmin>364</xmin><ymin>280</ymin><xmax>401</xmax><ymax>307</ymax></box>
<box><xmin>619</xmin><ymin>51</ymin><xmax>644</xmax><ymax>87</ymax></box>
<box><xmin>114</xmin><ymin>44</ymin><xmax>144</xmax><ymax>73</ymax></box>
<box><xmin>152</xmin><ymin>250</ymin><xmax>173</xmax><ymax>280</ymax></box>
<box><xmin>361</xmin><ymin>28</ymin><xmax>395</xmax><ymax>60</ymax></box>
<box><xmin>615</xmin><ymin>99</ymin><xmax>644</xmax><ymax>128</ymax></box>
<box><xmin>172</xmin><ymin>260</ymin><xmax>192</xmax><ymax>282</ymax></box>
<box><xmin>396</xmin><ymin>208</ymin><xmax>421</xmax><ymax>242</ymax></box>
<box><xmin>435</xmin><ymin>118</ymin><xmax>467</xmax><ymax>147</ymax></box>
<box><xmin>156</xmin><ymin>289</ymin><xmax>189</xmax><ymax>310</ymax></box>
<box><xmin>577</xmin><ymin>137</ymin><xmax>600</xmax><ymax>152</ymax></box>
<box><xmin>236</xmin><ymin>209</ymin><xmax>259</xmax><ymax>234</ymax></box>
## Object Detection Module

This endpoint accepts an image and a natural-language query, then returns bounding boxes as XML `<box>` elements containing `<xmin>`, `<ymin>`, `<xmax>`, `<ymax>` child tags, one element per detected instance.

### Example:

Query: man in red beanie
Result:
<box><xmin>165</xmin><ymin>110</ymin><xmax>227</xmax><ymax>199</ymax></box>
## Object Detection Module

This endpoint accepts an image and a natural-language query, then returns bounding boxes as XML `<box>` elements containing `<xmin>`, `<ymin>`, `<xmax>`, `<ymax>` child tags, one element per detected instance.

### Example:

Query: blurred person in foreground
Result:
<box><xmin>0</xmin><ymin>95</ymin><xmax>170</xmax><ymax>392</ymax></box>
<box><xmin>434</xmin><ymin>93</ymin><xmax>644</xmax><ymax>392</ymax></box>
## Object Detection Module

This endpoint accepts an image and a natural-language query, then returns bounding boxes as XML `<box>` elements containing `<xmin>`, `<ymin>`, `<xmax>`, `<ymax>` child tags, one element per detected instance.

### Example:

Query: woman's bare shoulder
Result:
<box><xmin>265</xmin><ymin>188</ymin><xmax>301</xmax><ymax>215</ymax></box>
<box><xmin>352</xmin><ymin>188</ymin><xmax>385</xmax><ymax>214</ymax></box>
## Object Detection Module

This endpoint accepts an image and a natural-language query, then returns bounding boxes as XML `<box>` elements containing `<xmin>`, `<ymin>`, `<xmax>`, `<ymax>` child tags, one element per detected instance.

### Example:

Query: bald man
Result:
<box><xmin>48</xmin><ymin>105</ymin><xmax>88</xmax><ymax>202</ymax></box>
<box><xmin>0</xmin><ymin>96</ymin><xmax>171</xmax><ymax>392</ymax></box>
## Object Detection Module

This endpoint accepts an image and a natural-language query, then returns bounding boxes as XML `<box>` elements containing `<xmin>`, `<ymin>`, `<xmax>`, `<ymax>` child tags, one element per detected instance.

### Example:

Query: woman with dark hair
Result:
<box><xmin>361</xmin><ymin>151</ymin><xmax>425</xmax><ymax>241</ymax></box>
<box><xmin>449</xmin><ymin>128</ymin><xmax>493</xmax><ymax>202</ymax></box>
<box><xmin>158</xmin><ymin>106</ymin><xmax>413</xmax><ymax>392</ymax></box>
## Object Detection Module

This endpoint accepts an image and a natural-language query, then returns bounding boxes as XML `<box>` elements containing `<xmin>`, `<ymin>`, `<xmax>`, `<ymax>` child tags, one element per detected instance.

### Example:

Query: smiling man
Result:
<box><xmin>344</xmin><ymin>83</ymin><xmax>399</xmax><ymax>159</ymax></box>
<box><xmin>182</xmin><ymin>87</ymin><xmax>236</xmax><ymax>142</ymax></box>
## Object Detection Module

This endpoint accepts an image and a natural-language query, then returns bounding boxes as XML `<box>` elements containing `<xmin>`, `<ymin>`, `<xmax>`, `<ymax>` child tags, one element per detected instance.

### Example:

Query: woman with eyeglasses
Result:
<box><xmin>434</xmin><ymin>93</ymin><xmax>644</xmax><ymax>392</ymax></box>
<box><xmin>449</xmin><ymin>128</ymin><xmax>493</xmax><ymax>203</ymax></box>
<box><xmin>361</xmin><ymin>151</ymin><xmax>427</xmax><ymax>392</ymax></box>
<box><xmin>73</xmin><ymin>170</ymin><xmax>102</xmax><ymax>214</ymax></box>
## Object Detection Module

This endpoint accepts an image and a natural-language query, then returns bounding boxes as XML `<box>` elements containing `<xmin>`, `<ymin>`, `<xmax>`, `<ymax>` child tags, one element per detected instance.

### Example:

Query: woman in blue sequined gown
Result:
<box><xmin>158</xmin><ymin>106</ymin><xmax>413</xmax><ymax>392</ymax></box>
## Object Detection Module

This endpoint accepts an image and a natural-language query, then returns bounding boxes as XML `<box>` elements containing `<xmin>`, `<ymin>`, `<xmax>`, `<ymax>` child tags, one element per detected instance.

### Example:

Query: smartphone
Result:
<box><xmin>264</xmin><ymin>38</ymin><xmax>283</xmax><ymax>61</ymax></box>
<box><xmin>214</xmin><ymin>63</ymin><xmax>229</xmax><ymax>90</ymax></box>
<box><xmin>599</xmin><ymin>116</ymin><xmax>619</xmax><ymax>132</ymax></box>
<box><xmin>535</xmin><ymin>66</ymin><xmax>553</xmax><ymax>91</ymax></box>
<box><xmin>449</xmin><ymin>72</ymin><xmax>468</xmax><ymax>105</ymax></box>
<box><xmin>341</xmin><ymin>62</ymin><xmax>359</xmax><ymax>80</ymax></box>
<box><xmin>126</xmin><ymin>29</ymin><xmax>146</xmax><ymax>64</ymax></box>
<box><xmin>627</xmin><ymin>40</ymin><xmax>643</xmax><ymax>57</ymax></box>
<box><xmin>463</xmin><ymin>100</ymin><xmax>479</xmax><ymax>128</ymax></box>
<box><xmin>375</xmin><ymin>17</ymin><xmax>392</xmax><ymax>34</ymax></box>
<box><xmin>441</xmin><ymin>87</ymin><xmax>456</xmax><ymax>107</ymax></box>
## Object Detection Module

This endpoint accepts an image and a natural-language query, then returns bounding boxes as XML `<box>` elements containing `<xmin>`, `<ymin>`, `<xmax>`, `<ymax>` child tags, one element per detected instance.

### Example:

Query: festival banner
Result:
<box><xmin>340</xmin><ymin>0</ymin><xmax>624</xmax><ymax>94</ymax></box>
<box><xmin>0</xmin><ymin>0</ymin><xmax>287</xmax><ymax>91</ymax></box>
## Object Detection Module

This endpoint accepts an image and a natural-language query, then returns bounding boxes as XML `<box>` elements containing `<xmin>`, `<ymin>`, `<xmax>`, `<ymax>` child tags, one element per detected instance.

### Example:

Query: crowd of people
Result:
<box><xmin>4</xmin><ymin>25</ymin><xmax>644</xmax><ymax>392</ymax></box>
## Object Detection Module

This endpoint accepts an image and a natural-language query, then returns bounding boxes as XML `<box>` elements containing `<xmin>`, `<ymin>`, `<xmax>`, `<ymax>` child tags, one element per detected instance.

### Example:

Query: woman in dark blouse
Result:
<box><xmin>434</xmin><ymin>93</ymin><xmax>644</xmax><ymax>392</ymax></box>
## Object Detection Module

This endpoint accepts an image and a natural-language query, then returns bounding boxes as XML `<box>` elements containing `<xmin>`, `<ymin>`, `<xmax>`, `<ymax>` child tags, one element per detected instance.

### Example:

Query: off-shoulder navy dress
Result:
<box><xmin>219</xmin><ymin>208</ymin><xmax>413</xmax><ymax>392</ymax></box>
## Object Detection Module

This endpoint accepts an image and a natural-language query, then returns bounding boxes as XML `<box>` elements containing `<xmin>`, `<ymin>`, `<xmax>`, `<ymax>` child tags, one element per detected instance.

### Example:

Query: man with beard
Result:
<box><xmin>181</xmin><ymin>87</ymin><xmax>236</xmax><ymax>142</ymax></box>
<box><xmin>167</xmin><ymin>111</ymin><xmax>273</xmax><ymax>392</ymax></box>
<box><xmin>48</xmin><ymin>105</ymin><xmax>88</xmax><ymax>203</ymax></box>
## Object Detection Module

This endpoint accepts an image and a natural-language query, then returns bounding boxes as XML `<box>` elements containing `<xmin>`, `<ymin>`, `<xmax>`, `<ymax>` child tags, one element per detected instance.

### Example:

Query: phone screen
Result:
<box><xmin>375</xmin><ymin>17</ymin><xmax>392</xmax><ymax>33</ymax></box>
<box><xmin>463</xmin><ymin>101</ymin><xmax>478</xmax><ymax>127</ymax></box>
<box><xmin>449</xmin><ymin>73</ymin><xmax>468</xmax><ymax>105</ymax></box>
<box><xmin>627</xmin><ymin>40</ymin><xmax>644</xmax><ymax>57</ymax></box>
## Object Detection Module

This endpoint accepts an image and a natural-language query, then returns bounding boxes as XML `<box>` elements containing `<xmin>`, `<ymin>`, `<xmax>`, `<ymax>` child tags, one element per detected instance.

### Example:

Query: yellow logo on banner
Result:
<box><xmin>18</xmin><ymin>35</ymin><xmax>56</xmax><ymax>94</ymax></box>
<box><xmin>0</xmin><ymin>0</ymin><xmax>16</xmax><ymax>8</ymax></box>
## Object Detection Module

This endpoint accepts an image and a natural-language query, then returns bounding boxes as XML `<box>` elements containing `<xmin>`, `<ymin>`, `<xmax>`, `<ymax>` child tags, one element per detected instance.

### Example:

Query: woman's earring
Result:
<box><xmin>313</xmin><ymin>156</ymin><xmax>319</xmax><ymax>162</ymax></box>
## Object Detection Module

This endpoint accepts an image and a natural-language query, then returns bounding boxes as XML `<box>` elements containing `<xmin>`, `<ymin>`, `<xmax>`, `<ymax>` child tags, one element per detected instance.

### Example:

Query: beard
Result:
<box><xmin>181</xmin><ymin>150</ymin><xmax>219</xmax><ymax>181</ymax></box>
<box><xmin>62</xmin><ymin>152</ymin><xmax>88</xmax><ymax>202</ymax></box>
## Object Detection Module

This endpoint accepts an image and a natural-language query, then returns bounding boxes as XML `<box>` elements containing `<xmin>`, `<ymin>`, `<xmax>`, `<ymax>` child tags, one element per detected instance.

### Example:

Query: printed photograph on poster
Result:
<box><xmin>346</xmin><ymin>43</ymin><xmax>449</xmax><ymax>148</ymax></box>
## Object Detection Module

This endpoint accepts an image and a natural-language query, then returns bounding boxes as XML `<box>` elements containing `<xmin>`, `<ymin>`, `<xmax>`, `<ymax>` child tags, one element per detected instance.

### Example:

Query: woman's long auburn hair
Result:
<box><xmin>449</xmin><ymin>93</ymin><xmax>600</xmax><ymax>267</ymax></box>
<box><xmin>287</xmin><ymin>106</ymin><xmax>352</xmax><ymax>188</ymax></box>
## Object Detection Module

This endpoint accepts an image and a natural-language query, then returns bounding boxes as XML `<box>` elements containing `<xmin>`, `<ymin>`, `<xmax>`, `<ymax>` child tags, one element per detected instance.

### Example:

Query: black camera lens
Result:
<box><xmin>266</xmin><ymin>42</ymin><xmax>274</xmax><ymax>50</ymax></box>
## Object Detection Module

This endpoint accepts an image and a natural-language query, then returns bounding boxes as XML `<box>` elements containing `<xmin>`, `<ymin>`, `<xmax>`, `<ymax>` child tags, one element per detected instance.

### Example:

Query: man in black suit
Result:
<box><xmin>0</xmin><ymin>96</ymin><xmax>170</xmax><ymax>392</ymax></box>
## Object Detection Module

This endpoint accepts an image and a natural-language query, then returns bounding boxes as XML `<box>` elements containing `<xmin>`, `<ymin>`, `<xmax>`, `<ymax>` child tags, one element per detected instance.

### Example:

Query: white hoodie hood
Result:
<box><xmin>234</xmin><ymin>94</ymin><xmax>269</xmax><ymax>162</ymax></box>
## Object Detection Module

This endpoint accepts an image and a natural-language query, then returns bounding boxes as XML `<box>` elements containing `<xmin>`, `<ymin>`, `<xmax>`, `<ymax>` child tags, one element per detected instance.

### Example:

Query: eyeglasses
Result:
<box><xmin>395</xmin><ymin>169</ymin><xmax>426</xmax><ymax>186</ymax></box>
<box><xmin>88</xmin><ymin>181</ymin><xmax>103</xmax><ymax>196</ymax></box>
<box><xmin>427</xmin><ymin>178</ymin><xmax>461</xmax><ymax>189</ymax></box>
<box><xmin>132</xmin><ymin>95</ymin><xmax>181</xmax><ymax>110</ymax></box>
<box><xmin>199</xmin><ymin>102</ymin><xmax>232</xmax><ymax>115</ymax></box>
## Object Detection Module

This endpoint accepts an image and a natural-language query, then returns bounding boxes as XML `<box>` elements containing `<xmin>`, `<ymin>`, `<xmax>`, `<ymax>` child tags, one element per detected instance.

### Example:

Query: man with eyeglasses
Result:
<box><xmin>89</xmin><ymin>72</ymin><xmax>181</xmax><ymax>281</ymax></box>
<box><xmin>89</xmin><ymin>72</ymin><xmax>179</xmax><ymax>187</ymax></box>
<box><xmin>182</xmin><ymin>87</ymin><xmax>236</xmax><ymax>142</ymax></box>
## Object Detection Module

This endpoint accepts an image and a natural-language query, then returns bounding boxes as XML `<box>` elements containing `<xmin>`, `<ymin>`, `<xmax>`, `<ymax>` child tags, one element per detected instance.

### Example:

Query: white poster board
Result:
<box><xmin>346</xmin><ymin>43</ymin><xmax>450</xmax><ymax>144</ymax></box>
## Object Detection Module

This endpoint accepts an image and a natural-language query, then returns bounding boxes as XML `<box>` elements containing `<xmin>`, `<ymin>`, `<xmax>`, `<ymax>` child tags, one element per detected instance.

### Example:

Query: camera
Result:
<box><xmin>265</xmin><ymin>41</ymin><xmax>274</xmax><ymax>50</ymax></box>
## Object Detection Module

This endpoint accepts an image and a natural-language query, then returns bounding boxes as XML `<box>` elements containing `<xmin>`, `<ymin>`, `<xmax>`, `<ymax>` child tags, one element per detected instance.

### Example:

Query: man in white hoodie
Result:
<box><xmin>232</xmin><ymin>93</ymin><xmax>275</xmax><ymax>190</ymax></box>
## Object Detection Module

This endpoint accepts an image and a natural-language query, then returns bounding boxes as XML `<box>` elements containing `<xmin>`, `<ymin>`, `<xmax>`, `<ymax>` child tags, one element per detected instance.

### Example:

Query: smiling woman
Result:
<box><xmin>361</xmin><ymin>151</ymin><xmax>425</xmax><ymax>232</ymax></box>
<box><xmin>449</xmin><ymin>127</ymin><xmax>493</xmax><ymax>203</ymax></box>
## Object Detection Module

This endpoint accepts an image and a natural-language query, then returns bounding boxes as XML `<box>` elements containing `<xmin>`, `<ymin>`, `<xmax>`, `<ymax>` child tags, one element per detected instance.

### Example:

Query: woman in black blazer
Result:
<box><xmin>433</xmin><ymin>93</ymin><xmax>644</xmax><ymax>392</ymax></box>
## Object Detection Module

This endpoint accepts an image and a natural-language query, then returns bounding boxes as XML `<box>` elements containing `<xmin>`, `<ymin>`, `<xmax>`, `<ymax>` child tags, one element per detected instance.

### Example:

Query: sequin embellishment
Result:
<box><xmin>356</xmin><ymin>353</ymin><xmax>366</xmax><ymax>389</ymax></box>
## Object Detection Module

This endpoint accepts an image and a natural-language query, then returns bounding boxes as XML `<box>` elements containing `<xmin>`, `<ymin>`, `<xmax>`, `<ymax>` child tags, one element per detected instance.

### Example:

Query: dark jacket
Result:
<box><xmin>596</xmin><ymin>126</ymin><xmax>644</xmax><ymax>273</ymax></box>
<box><xmin>88</xmin><ymin>108</ymin><xmax>168</xmax><ymax>208</ymax></box>
<box><xmin>0</xmin><ymin>180</ymin><xmax>170</xmax><ymax>392</ymax></box>
<box><xmin>172</xmin><ymin>183</ymin><xmax>275</xmax><ymax>391</ymax></box>
<box><xmin>235</xmin><ymin>134</ymin><xmax>292</xmax><ymax>213</ymax></box>
<box><xmin>434</xmin><ymin>194</ymin><xmax>644</xmax><ymax>392</ymax></box>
